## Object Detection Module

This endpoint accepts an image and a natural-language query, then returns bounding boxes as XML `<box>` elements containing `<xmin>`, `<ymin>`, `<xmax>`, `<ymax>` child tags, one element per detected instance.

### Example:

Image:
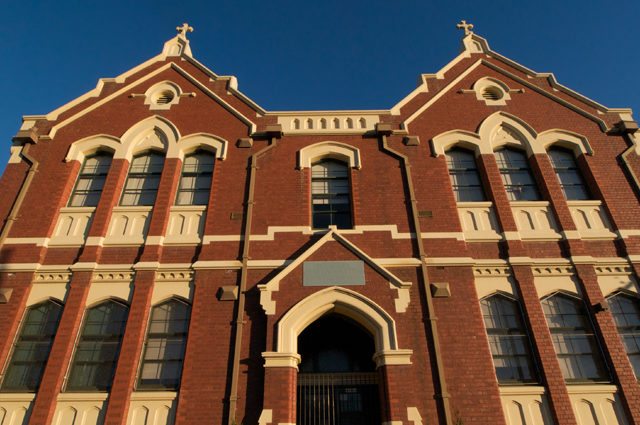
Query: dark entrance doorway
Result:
<box><xmin>297</xmin><ymin>314</ymin><xmax>381</xmax><ymax>425</ymax></box>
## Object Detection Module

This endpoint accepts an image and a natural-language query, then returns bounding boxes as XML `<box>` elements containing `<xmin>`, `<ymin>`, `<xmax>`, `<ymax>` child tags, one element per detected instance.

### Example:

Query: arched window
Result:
<box><xmin>541</xmin><ymin>293</ymin><xmax>609</xmax><ymax>382</ymax></box>
<box><xmin>607</xmin><ymin>293</ymin><xmax>640</xmax><ymax>377</ymax></box>
<box><xmin>445</xmin><ymin>148</ymin><xmax>486</xmax><ymax>202</ymax></box>
<box><xmin>67</xmin><ymin>300</ymin><xmax>128</xmax><ymax>391</ymax></box>
<box><xmin>480</xmin><ymin>294</ymin><xmax>538</xmax><ymax>383</ymax></box>
<box><xmin>120</xmin><ymin>151</ymin><xmax>165</xmax><ymax>206</ymax></box>
<box><xmin>548</xmin><ymin>148</ymin><xmax>590</xmax><ymax>200</ymax></box>
<box><xmin>495</xmin><ymin>148</ymin><xmax>540</xmax><ymax>201</ymax></box>
<box><xmin>138</xmin><ymin>299</ymin><xmax>191</xmax><ymax>390</ymax></box>
<box><xmin>175</xmin><ymin>150</ymin><xmax>215</xmax><ymax>206</ymax></box>
<box><xmin>68</xmin><ymin>153</ymin><xmax>112</xmax><ymax>207</ymax></box>
<box><xmin>1</xmin><ymin>301</ymin><xmax>63</xmax><ymax>392</ymax></box>
<box><xmin>311</xmin><ymin>159</ymin><xmax>352</xmax><ymax>229</ymax></box>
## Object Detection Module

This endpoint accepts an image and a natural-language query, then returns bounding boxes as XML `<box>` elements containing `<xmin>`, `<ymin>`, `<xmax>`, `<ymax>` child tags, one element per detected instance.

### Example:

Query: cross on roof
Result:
<box><xmin>456</xmin><ymin>20</ymin><xmax>474</xmax><ymax>36</ymax></box>
<box><xmin>176</xmin><ymin>23</ymin><xmax>194</xmax><ymax>38</ymax></box>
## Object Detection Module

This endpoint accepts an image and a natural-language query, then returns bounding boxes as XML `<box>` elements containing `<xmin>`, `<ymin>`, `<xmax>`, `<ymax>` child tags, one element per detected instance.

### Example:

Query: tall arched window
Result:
<box><xmin>495</xmin><ymin>148</ymin><xmax>540</xmax><ymax>201</ymax></box>
<box><xmin>120</xmin><ymin>151</ymin><xmax>165</xmax><ymax>206</ymax></box>
<box><xmin>67</xmin><ymin>300</ymin><xmax>128</xmax><ymax>391</ymax></box>
<box><xmin>548</xmin><ymin>148</ymin><xmax>590</xmax><ymax>200</ymax></box>
<box><xmin>542</xmin><ymin>293</ymin><xmax>609</xmax><ymax>382</ymax></box>
<box><xmin>311</xmin><ymin>159</ymin><xmax>352</xmax><ymax>229</ymax></box>
<box><xmin>175</xmin><ymin>150</ymin><xmax>215</xmax><ymax>206</ymax></box>
<box><xmin>68</xmin><ymin>153</ymin><xmax>112</xmax><ymax>207</ymax></box>
<box><xmin>1</xmin><ymin>300</ymin><xmax>63</xmax><ymax>392</ymax></box>
<box><xmin>607</xmin><ymin>293</ymin><xmax>640</xmax><ymax>378</ymax></box>
<box><xmin>480</xmin><ymin>294</ymin><xmax>538</xmax><ymax>383</ymax></box>
<box><xmin>445</xmin><ymin>148</ymin><xmax>486</xmax><ymax>202</ymax></box>
<box><xmin>138</xmin><ymin>299</ymin><xmax>191</xmax><ymax>390</ymax></box>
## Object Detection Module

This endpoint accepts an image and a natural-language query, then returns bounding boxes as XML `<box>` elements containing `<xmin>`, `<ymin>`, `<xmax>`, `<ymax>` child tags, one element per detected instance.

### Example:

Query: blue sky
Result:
<box><xmin>1</xmin><ymin>1</ymin><xmax>639</xmax><ymax>174</ymax></box>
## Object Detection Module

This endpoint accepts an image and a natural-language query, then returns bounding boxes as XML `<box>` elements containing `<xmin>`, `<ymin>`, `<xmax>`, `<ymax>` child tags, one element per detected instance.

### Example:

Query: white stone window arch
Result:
<box><xmin>263</xmin><ymin>287</ymin><xmax>412</xmax><ymax>369</ymax></box>
<box><xmin>479</xmin><ymin>112</ymin><xmax>539</xmax><ymax>156</ymax></box>
<box><xmin>144</xmin><ymin>81</ymin><xmax>183</xmax><ymax>110</ymax></box>
<box><xmin>298</xmin><ymin>141</ymin><xmax>361</xmax><ymax>169</ymax></box>
<box><xmin>472</xmin><ymin>77</ymin><xmax>512</xmax><ymax>106</ymax></box>
<box><xmin>170</xmin><ymin>133</ymin><xmax>228</xmax><ymax>161</ymax></box>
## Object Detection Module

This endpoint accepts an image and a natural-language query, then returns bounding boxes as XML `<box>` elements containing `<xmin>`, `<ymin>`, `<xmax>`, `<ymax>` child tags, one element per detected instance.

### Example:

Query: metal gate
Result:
<box><xmin>297</xmin><ymin>372</ymin><xmax>381</xmax><ymax>425</ymax></box>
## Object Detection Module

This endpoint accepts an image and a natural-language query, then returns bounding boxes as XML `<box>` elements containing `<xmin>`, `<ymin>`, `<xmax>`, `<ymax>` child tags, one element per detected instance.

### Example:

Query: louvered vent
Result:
<box><xmin>482</xmin><ymin>87</ymin><xmax>503</xmax><ymax>101</ymax></box>
<box><xmin>154</xmin><ymin>90</ymin><xmax>175</xmax><ymax>105</ymax></box>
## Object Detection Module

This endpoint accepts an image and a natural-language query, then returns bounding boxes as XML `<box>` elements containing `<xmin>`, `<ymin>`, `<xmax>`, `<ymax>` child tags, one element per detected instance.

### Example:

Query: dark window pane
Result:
<box><xmin>480</xmin><ymin>295</ymin><xmax>538</xmax><ymax>384</ymax></box>
<box><xmin>311</xmin><ymin>160</ymin><xmax>352</xmax><ymax>229</ymax></box>
<box><xmin>1</xmin><ymin>301</ymin><xmax>63</xmax><ymax>392</ymax></box>
<box><xmin>548</xmin><ymin>148</ymin><xmax>590</xmax><ymax>200</ymax></box>
<box><xmin>176</xmin><ymin>151</ymin><xmax>215</xmax><ymax>206</ymax></box>
<box><xmin>608</xmin><ymin>294</ymin><xmax>640</xmax><ymax>378</ymax></box>
<box><xmin>67</xmin><ymin>301</ymin><xmax>128</xmax><ymax>391</ymax></box>
<box><xmin>138</xmin><ymin>300</ymin><xmax>190</xmax><ymax>390</ymax></box>
<box><xmin>495</xmin><ymin>149</ymin><xmax>540</xmax><ymax>201</ymax></box>
<box><xmin>69</xmin><ymin>154</ymin><xmax>112</xmax><ymax>207</ymax></box>
<box><xmin>445</xmin><ymin>149</ymin><xmax>486</xmax><ymax>202</ymax></box>
<box><xmin>120</xmin><ymin>152</ymin><xmax>165</xmax><ymax>206</ymax></box>
<box><xmin>542</xmin><ymin>294</ymin><xmax>609</xmax><ymax>382</ymax></box>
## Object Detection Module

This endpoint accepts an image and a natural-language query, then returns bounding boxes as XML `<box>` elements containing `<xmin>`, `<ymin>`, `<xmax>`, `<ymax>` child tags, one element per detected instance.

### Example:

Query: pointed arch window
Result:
<box><xmin>607</xmin><ymin>293</ymin><xmax>640</xmax><ymax>377</ymax></box>
<box><xmin>1</xmin><ymin>300</ymin><xmax>63</xmax><ymax>392</ymax></box>
<box><xmin>176</xmin><ymin>150</ymin><xmax>215</xmax><ymax>206</ymax></box>
<box><xmin>138</xmin><ymin>299</ymin><xmax>190</xmax><ymax>390</ymax></box>
<box><xmin>120</xmin><ymin>151</ymin><xmax>165</xmax><ymax>206</ymax></box>
<box><xmin>311</xmin><ymin>159</ymin><xmax>352</xmax><ymax>229</ymax></box>
<box><xmin>68</xmin><ymin>153</ymin><xmax>112</xmax><ymax>207</ymax></box>
<box><xmin>445</xmin><ymin>148</ymin><xmax>486</xmax><ymax>202</ymax></box>
<box><xmin>495</xmin><ymin>148</ymin><xmax>540</xmax><ymax>201</ymax></box>
<box><xmin>67</xmin><ymin>300</ymin><xmax>128</xmax><ymax>391</ymax></box>
<box><xmin>548</xmin><ymin>148</ymin><xmax>590</xmax><ymax>200</ymax></box>
<box><xmin>542</xmin><ymin>293</ymin><xmax>609</xmax><ymax>382</ymax></box>
<box><xmin>480</xmin><ymin>294</ymin><xmax>538</xmax><ymax>383</ymax></box>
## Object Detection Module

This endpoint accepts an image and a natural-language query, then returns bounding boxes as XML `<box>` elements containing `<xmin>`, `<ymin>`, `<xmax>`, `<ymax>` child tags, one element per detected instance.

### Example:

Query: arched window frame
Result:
<box><xmin>541</xmin><ymin>292</ymin><xmax>609</xmax><ymax>383</ymax></box>
<box><xmin>311</xmin><ymin>159</ymin><xmax>353</xmax><ymax>229</ymax></box>
<box><xmin>120</xmin><ymin>150</ymin><xmax>165</xmax><ymax>206</ymax></box>
<box><xmin>68</xmin><ymin>152</ymin><xmax>113</xmax><ymax>207</ymax></box>
<box><xmin>137</xmin><ymin>298</ymin><xmax>191</xmax><ymax>390</ymax></box>
<box><xmin>445</xmin><ymin>147</ymin><xmax>486</xmax><ymax>202</ymax></box>
<box><xmin>606</xmin><ymin>291</ymin><xmax>640</xmax><ymax>378</ymax></box>
<box><xmin>175</xmin><ymin>150</ymin><xmax>215</xmax><ymax>206</ymax></box>
<box><xmin>495</xmin><ymin>147</ymin><xmax>541</xmax><ymax>201</ymax></box>
<box><xmin>547</xmin><ymin>147</ymin><xmax>591</xmax><ymax>200</ymax></box>
<box><xmin>480</xmin><ymin>293</ymin><xmax>539</xmax><ymax>384</ymax></box>
<box><xmin>66</xmin><ymin>299</ymin><xmax>129</xmax><ymax>392</ymax></box>
<box><xmin>0</xmin><ymin>300</ymin><xmax>63</xmax><ymax>392</ymax></box>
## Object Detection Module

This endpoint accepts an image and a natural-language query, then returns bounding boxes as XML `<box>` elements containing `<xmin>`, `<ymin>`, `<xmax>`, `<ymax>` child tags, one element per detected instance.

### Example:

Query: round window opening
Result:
<box><xmin>154</xmin><ymin>90</ymin><xmax>176</xmax><ymax>105</ymax></box>
<box><xmin>482</xmin><ymin>86</ymin><xmax>504</xmax><ymax>101</ymax></box>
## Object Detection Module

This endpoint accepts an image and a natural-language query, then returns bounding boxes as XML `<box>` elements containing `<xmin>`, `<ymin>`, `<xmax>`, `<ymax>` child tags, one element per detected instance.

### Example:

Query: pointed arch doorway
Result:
<box><xmin>296</xmin><ymin>314</ymin><xmax>381</xmax><ymax>425</ymax></box>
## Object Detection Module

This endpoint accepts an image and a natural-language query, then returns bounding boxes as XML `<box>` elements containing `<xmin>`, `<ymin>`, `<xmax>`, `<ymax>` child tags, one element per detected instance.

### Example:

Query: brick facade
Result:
<box><xmin>0</xmin><ymin>27</ymin><xmax>639</xmax><ymax>425</ymax></box>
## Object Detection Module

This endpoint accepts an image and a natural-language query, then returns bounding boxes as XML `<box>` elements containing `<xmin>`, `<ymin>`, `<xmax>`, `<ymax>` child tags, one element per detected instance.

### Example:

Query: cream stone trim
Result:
<box><xmin>479</xmin><ymin>112</ymin><xmax>538</xmax><ymax>156</ymax></box>
<box><xmin>535</xmin><ymin>280</ymin><xmax>581</xmax><ymax>300</ymax></box>
<box><xmin>258</xmin><ymin>409</ymin><xmax>273</xmax><ymax>425</ymax></box>
<box><xmin>538</xmin><ymin>129</ymin><xmax>592</xmax><ymax>156</ymax></box>
<box><xmin>129</xmin><ymin>391</ymin><xmax>177</xmax><ymax>401</ymax></box>
<box><xmin>407</xmin><ymin>407</ymin><xmax>423</xmax><ymax>425</ymax></box>
<box><xmin>475</xmin><ymin>275</ymin><xmax>517</xmax><ymax>299</ymax></box>
<box><xmin>499</xmin><ymin>386</ymin><xmax>553</xmax><ymax>425</ymax></box>
<box><xmin>155</xmin><ymin>269</ymin><xmax>193</xmax><ymax>282</ymax></box>
<box><xmin>262</xmin><ymin>352</ymin><xmax>302</xmax><ymax>369</ymax></box>
<box><xmin>9</xmin><ymin>144</ymin><xmax>24</xmax><ymax>163</ymax></box>
<box><xmin>56</xmin><ymin>393</ymin><xmax>109</xmax><ymax>402</ymax></box>
<box><xmin>1</xmin><ymin>237</ymin><xmax>50</xmax><ymax>246</ymax></box>
<box><xmin>27</xmin><ymin>282</ymin><xmax>68</xmax><ymax>306</ymax></box>
<box><xmin>86</xmin><ymin>280</ymin><xmax>133</xmax><ymax>306</ymax></box>
<box><xmin>298</xmin><ymin>141</ymin><xmax>362</xmax><ymax>169</ymax></box>
<box><xmin>431</xmin><ymin>130</ymin><xmax>488</xmax><ymax>156</ymax></box>
<box><xmin>277</xmin><ymin>113</ymin><xmax>380</xmax><ymax>134</ymax></box>
<box><xmin>192</xmin><ymin>260</ymin><xmax>243</xmax><ymax>269</ymax></box>
<box><xmin>143</xmin><ymin>81</ymin><xmax>183</xmax><ymax>110</ymax></box>
<box><xmin>382</xmin><ymin>421</ymin><xmax>403</xmax><ymax>425</ymax></box>
<box><xmin>566</xmin><ymin>385</ymin><xmax>629</xmax><ymax>425</ymax></box>
<box><xmin>472</xmin><ymin>77</ymin><xmax>512</xmax><ymax>106</ymax></box>
<box><xmin>171</xmin><ymin>133</ymin><xmax>228</xmax><ymax>160</ymax></box>
<box><xmin>531</xmin><ymin>265</ymin><xmax>575</xmax><ymax>276</ymax></box>
<box><xmin>258</xmin><ymin>230</ymin><xmax>412</xmax><ymax>315</ymax></box>
<box><xmin>274</xmin><ymin>286</ymin><xmax>412</xmax><ymax>369</ymax></box>
<box><xmin>595</xmin><ymin>264</ymin><xmax>633</xmax><ymax>275</ymax></box>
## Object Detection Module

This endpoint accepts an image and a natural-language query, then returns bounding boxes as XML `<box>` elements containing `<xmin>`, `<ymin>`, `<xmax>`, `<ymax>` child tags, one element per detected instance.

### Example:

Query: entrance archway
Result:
<box><xmin>297</xmin><ymin>314</ymin><xmax>381</xmax><ymax>425</ymax></box>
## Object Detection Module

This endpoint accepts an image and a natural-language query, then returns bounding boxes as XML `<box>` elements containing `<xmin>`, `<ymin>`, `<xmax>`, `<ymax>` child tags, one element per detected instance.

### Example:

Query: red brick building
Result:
<box><xmin>1</xmin><ymin>22</ymin><xmax>640</xmax><ymax>425</ymax></box>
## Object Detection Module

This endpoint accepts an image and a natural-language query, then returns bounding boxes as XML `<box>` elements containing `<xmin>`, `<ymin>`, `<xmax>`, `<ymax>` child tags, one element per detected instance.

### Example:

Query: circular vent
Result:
<box><xmin>482</xmin><ymin>86</ymin><xmax>503</xmax><ymax>101</ymax></box>
<box><xmin>154</xmin><ymin>90</ymin><xmax>175</xmax><ymax>105</ymax></box>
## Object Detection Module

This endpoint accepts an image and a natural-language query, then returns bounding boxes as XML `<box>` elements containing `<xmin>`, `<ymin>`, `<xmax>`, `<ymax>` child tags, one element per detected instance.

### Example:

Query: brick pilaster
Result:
<box><xmin>511</xmin><ymin>265</ymin><xmax>578</xmax><ymax>425</ymax></box>
<box><xmin>262</xmin><ymin>367</ymin><xmax>296</xmax><ymax>424</ymax></box>
<box><xmin>29</xmin><ymin>271</ymin><xmax>92</xmax><ymax>425</ymax></box>
<box><xmin>102</xmin><ymin>270</ymin><xmax>155</xmax><ymax>425</ymax></box>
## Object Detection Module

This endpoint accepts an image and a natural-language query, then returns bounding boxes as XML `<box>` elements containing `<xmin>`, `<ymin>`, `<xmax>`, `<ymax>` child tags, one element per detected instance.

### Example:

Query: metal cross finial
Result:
<box><xmin>456</xmin><ymin>20</ymin><xmax>474</xmax><ymax>36</ymax></box>
<box><xmin>176</xmin><ymin>23</ymin><xmax>194</xmax><ymax>38</ymax></box>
